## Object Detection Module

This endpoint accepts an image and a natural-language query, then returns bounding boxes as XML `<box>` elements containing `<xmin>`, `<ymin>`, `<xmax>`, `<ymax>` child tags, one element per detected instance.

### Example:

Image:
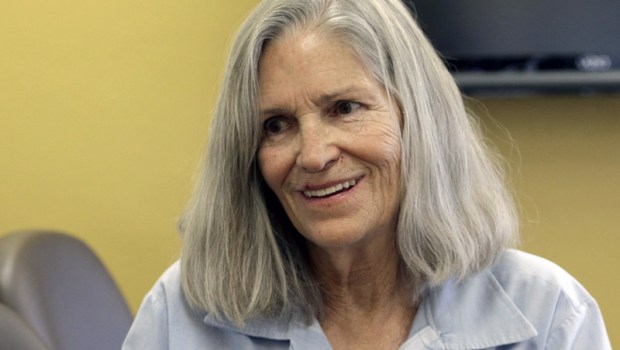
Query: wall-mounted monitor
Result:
<box><xmin>405</xmin><ymin>0</ymin><xmax>620</xmax><ymax>94</ymax></box>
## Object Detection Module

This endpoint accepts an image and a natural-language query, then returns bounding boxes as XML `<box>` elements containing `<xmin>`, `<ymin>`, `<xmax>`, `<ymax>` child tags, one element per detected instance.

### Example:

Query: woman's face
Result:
<box><xmin>257</xmin><ymin>31</ymin><xmax>402</xmax><ymax>253</ymax></box>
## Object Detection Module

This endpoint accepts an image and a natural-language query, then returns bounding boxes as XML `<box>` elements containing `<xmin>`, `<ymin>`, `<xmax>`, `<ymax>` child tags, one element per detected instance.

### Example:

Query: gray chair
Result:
<box><xmin>0</xmin><ymin>230</ymin><xmax>133</xmax><ymax>350</ymax></box>
<box><xmin>0</xmin><ymin>303</ymin><xmax>50</xmax><ymax>350</ymax></box>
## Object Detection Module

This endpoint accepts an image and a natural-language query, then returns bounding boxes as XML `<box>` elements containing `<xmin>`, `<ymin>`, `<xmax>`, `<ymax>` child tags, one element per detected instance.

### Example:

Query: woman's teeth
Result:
<box><xmin>303</xmin><ymin>179</ymin><xmax>357</xmax><ymax>198</ymax></box>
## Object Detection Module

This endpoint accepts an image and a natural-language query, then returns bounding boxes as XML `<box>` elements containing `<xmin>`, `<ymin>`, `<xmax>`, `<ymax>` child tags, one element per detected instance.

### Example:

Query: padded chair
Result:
<box><xmin>0</xmin><ymin>230</ymin><xmax>133</xmax><ymax>350</ymax></box>
<box><xmin>0</xmin><ymin>303</ymin><xmax>50</xmax><ymax>350</ymax></box>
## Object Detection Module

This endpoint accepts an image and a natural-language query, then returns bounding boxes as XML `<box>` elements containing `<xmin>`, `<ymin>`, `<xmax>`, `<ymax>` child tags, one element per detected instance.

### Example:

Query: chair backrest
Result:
<box><xmin>0</xmin><ymin>303</ymin><xmax>50</xmax><ymax>350</ymax></box>
<box><xmin>0</xmin><ymin>230</ymin><xmax>133</xmax><ymax>350</ymax></box>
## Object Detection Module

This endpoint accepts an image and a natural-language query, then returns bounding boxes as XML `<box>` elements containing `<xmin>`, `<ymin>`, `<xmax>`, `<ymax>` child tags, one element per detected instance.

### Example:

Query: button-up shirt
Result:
<box><xmin>122</xmin><ymin>250</ymin><xmax>611</xmax><ymax>349</ymax></box>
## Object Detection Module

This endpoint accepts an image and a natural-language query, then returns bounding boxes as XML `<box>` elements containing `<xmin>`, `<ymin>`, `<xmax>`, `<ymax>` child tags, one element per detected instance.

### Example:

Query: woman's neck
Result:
<box><xmin>307</xmin><ymin>235</ymin><xmax>418</xmax><ymax>350</ymax></box>
<box><xmin>312</xmin><ymin>245</ymin><xmax>406</xmax><ymax>309</ymax></box>
<box><xmin>313</xmin><ymin>250</ymin><xmax>416</xmax><ymax>349</ymax></box>
<box><xmin>309</xmin><ymin>235</ymin><xmax>416</xmax><ymax>312</ymax></box>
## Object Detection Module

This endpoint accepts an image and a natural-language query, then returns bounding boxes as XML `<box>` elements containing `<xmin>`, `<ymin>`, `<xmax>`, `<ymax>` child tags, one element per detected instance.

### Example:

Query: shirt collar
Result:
<box><xmin>203</xmin><ymin>312</ymin><xmax>332</xmax><ymax>349</ymax></box>
<box><xmin>403</xmin><ymin>269</ymin><xmax>538</xmax><ymax>349</ymax></box>
<box><xmin>203</xmin><ymin>269</ymin><xmax>538</xmax><ymax>349</ymax></box>
<box><xmin>202</xmin><ymin>313</ymin><xmax>292</xmax><ymax>341</ymax></box>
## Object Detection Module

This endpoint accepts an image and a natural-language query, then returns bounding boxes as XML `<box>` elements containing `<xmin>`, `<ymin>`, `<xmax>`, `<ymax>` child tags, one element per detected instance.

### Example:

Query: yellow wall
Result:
<box><xmin>472</xmin><ymin>96</ymin><xmax>620</xmax><ymax>348</ymax></box>
<box><xmin>1</xmin><ymin>0</ymin><xmax>261</xmax><ymax>315</ymax></box>
<box><xmin>1</xmin><ymin>1</ymin><xmax>617</xmax><ymax>347</ymax></box>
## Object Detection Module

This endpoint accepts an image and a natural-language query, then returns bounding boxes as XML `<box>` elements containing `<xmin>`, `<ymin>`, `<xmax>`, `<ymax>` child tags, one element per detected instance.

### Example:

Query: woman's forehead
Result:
<box><xmin>257</xmin><ymin>32</ymin><xmax>380</xmax><ymax>106</ymax></box>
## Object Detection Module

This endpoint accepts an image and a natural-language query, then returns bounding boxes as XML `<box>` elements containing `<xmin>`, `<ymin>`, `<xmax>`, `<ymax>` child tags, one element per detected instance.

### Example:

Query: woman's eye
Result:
<box><xmin>334</xmin><ymin>100</ymin><xmax>361</xmax><ymax>116</ymax></box>
<box><xmin>263</xmin><ymin>117</ymin><xmax>289</xmax><ymax>135</ymax></box>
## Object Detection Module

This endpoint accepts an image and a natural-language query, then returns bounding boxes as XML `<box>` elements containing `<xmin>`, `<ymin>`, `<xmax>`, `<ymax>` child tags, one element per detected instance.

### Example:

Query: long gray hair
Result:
<box><xmin>180</xmin><ymin>0</ymin><xmax>518</xmax><ymax>326</ymax></box>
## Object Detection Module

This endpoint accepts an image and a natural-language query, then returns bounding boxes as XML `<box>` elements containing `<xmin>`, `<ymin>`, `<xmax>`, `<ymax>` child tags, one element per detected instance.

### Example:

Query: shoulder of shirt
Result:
<box><xmin>418</xmin><ymin>249</ymin><xmax>604</xmax><ymax>348</ymax></box>
<box><xmin>142</xmin><ymin>260</ymin><xmax>183</xmax><ymax>309</ymax></box>
<box><xmin>139</xmin><ymin>260</ymin><xmax>296</xmax><ymax>345</ymax></box>
<box><xmin>490</xmin><ymin>249</ymin><xmax>595</xmax><ymax>309</ymax></box>
<box><xmin>156</xmin><ymin>260</ymin><xmax>182</xmax><ymax>288</ymax></box>
<box><xmin>143</xmin><ymin>260</ymin><xmax>211</xmax><ymax>325</ymax></box>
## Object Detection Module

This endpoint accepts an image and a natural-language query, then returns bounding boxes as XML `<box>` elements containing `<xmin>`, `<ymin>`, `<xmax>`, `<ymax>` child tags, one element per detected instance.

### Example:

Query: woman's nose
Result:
<box><xmin>295</xmin><ymin>120</ymin><xmax>340</xmax><ymax>173</ymax></box>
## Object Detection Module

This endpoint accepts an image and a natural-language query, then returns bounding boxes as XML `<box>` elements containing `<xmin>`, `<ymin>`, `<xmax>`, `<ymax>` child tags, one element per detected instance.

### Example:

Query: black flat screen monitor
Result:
<box><xmin>405</xmin><ymin>0</ymin><xmax>620</xmax><ymax>94</ymax></box>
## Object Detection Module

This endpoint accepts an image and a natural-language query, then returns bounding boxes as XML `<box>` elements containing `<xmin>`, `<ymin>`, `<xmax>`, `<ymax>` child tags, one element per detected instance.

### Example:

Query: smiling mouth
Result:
<box><xmin>303</xmin><ymin>179</ymin><xmax>357</xmax><ymax>198</ymax></box>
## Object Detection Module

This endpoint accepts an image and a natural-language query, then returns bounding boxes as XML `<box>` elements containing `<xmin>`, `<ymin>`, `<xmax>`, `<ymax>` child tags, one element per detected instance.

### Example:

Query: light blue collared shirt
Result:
<box><xmin>122</xmin><ymin>250</ymin><xmax>611</xmax><ymax>349</ymax></box>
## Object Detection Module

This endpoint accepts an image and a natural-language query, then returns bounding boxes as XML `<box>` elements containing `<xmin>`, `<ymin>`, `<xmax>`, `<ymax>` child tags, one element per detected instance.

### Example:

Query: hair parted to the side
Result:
<box><xmin>180</xmin><ymin>0</ymin><xmax>518</xmax><ymax>326</ymax></box>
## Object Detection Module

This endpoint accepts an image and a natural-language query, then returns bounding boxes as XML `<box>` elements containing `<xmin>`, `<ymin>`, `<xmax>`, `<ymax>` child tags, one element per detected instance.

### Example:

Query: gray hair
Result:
<box><xmin>180</xmin><ymin>0</ymin><xmax>518</xmax><ymax>326</ymax></box>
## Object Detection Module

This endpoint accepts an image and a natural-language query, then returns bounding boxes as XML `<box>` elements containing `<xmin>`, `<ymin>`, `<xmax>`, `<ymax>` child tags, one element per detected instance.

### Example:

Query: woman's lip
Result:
<box><xmin>300</xmin><ymin>176</ymin><xmax>364</xmax><ymax>199</ymax></box>
<box><xmin>301</xmin><ymin>176</ymin><xmax>363</xmax><ymax>191</ymax></box>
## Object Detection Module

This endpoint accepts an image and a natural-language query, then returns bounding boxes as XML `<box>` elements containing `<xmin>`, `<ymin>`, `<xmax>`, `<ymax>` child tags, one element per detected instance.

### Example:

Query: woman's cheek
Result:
<box><xmin>258</xmin><ymin>146</ymin><xmax>286</xmax><ymax>190</ymax></box>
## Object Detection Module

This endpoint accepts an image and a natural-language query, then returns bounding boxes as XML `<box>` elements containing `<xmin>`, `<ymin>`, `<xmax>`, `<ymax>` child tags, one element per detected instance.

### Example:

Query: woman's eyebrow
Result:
<box><xmin>259</xmin><ymin>107</ymin><xmax>292</xmax><ymax>119</ymax></box>
<box><xmin>259</xmin><ymin>86</ymin><xmax>376</xmax><ymax>117</ymax></box>
<box><xmin>317</xmin><ymin>86</ymin><xmax>372</xmax><ymax>105</ymax></box>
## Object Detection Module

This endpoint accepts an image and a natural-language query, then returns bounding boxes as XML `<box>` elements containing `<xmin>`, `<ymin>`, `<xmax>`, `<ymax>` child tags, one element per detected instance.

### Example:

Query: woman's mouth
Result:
<box><xmin>303</xmin><ymin>179</ymin><xmax>357</xmax><ymax>199</ymax></box>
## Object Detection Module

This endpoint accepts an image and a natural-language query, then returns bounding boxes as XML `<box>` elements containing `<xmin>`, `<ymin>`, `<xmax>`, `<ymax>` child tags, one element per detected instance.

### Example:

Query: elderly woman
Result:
<box><xmin>123</xmin><ymin>0</ymin><xmax>610</xmax><ymax>349</ymax></box>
